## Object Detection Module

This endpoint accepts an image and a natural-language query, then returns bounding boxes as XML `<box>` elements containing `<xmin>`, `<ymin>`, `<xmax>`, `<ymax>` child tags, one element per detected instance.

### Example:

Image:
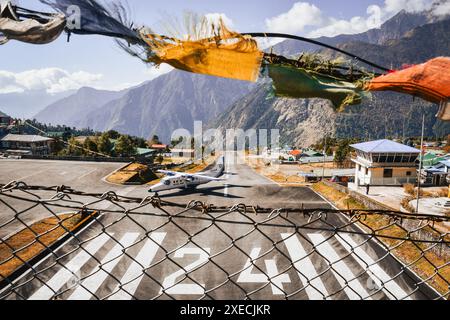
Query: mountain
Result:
<box><xmin>34</xmin><ymin>87</ymin><xmax>126</xmax><ymax>128</ymax></box>
<box><xmin>272</xmin><ymin>8</ymin><xmax>447</xmax><ymax>57</ymax></box>
<box><xmin>214</xmin><ymin>16</ymin><xmax>450</xmax><ymax>147</ymax></box>
<box><xmin>35</xmin><ymin>6</ymin><xmax>449</xmax><ymax>145</ymax></box>
<box><xmin>325</xmin><ymin>18</ymin><xmax>450</xmax><ymax>68</ymax></box>
<box><xmin>76</xmin><ymin>71</ymin><xmax>255</xmax><ymax>141</ymax></box>
<box><xmin>0</xmin><ymin>90</ymin><xmax>73</xmax><ymax>119</ymax></box>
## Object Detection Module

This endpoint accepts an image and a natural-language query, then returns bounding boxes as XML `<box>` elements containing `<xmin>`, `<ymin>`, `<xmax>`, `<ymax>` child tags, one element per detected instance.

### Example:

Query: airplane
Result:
<box><xmin>149</xmin><ymin>156</ymin><xmax>226</xmax><ymax>193</ymax></box>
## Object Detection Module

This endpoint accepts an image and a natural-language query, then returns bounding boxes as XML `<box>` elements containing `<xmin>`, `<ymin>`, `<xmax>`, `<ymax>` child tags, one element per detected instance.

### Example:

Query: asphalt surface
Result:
<box><xmin>0</xmin><ymin>156</ymin><xmax>438</xmax><ymax>300</ymax></box>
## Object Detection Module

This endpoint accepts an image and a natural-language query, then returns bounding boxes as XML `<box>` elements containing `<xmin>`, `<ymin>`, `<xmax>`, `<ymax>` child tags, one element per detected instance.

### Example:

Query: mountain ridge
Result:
<box><xmin>213</xmin><ymin>17</ymin><xmax>450</xmax><ymax>146</ymax></box>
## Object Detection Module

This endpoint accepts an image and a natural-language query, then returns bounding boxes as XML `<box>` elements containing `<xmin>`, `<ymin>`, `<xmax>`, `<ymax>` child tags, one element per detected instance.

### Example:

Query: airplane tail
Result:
<box><xmin>211</xmin><ymin>156</ymin><xmax>225</xmax><ymax>178</ymax></box>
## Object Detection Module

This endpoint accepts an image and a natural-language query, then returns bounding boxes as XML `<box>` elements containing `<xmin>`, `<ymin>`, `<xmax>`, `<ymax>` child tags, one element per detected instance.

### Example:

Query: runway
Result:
<box><xmin>0</xmin><ymin>156</ymin><xmax>438</xmax><ymax>300</ymax></box>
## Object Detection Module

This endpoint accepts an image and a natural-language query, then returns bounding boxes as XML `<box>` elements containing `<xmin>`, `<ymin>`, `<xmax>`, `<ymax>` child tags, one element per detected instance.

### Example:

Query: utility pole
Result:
<box><xmin>322</xmin><ymin>135</ymin><xmax>327</xmax><ymax>181</ymax></box>
<box><xmin>416</xmin><ymin>114</ymin><xmax>425</xmax><ymax>214</ymax></box>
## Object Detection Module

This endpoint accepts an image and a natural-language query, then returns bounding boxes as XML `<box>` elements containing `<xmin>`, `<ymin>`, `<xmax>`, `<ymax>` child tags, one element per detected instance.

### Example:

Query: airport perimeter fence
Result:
<box><xmin>0</xmin><ymin>181</ymin><xmax>449</xmax><ymax>300</ymax></box>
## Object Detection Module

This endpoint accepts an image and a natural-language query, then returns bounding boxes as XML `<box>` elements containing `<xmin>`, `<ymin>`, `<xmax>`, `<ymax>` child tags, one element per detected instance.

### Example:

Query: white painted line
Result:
<box><xmin>308</xmin><ymin>233</ymin><xmax>372</xmax><ymax>300</ymax></box>
<box><xmin>281</xmin><ymin>233</ymin><xmax>330</xmax><ymax>300</ymax></box>
<box><xmin>17</xmin><ymin>169</ymin><xmax>48</xmax><ymax>181</ymax></box>
<box><xmin>335</xmin><ymin>233</ymin><xmax>411</xmax><ymax>300</ymax></box>
<box><xmin>68</xmin><ymin>233</ymin><xmax>140</xmax><ymax>300</ymax></box>
<box><xmin>108</xmin><ymin>233</ymin><xmax>166</xmax><ymax>300</ymax></box>
<box><xmin>29</xmin><ymin>233</ymin><xmax>112</xmax><ymax>300</ymax></box>
<box><xmin>223</xmin><ymin>181</ymin><xmax>229</xmax><ymax>197</ymax></box>
<box><xmin>236</xmin><ymin>246</ymin><xmax>291</xmax><ymax>295</ymax></box>
<box><xmin>77</xmin><ymin>168</ymin><xmax>98</xmax><ymax>180</ymax></box>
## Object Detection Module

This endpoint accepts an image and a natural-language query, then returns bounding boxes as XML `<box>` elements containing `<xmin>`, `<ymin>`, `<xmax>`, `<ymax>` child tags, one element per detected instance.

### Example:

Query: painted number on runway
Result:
<box><xmin>237</xmin><ymin>248</ymin><xmax>291</xmax><ymax>295</ymax></box>
<box><xmin>160</xmin><ymin>247</ymin><xmax>211</xmax><ymax>295</ymax></box>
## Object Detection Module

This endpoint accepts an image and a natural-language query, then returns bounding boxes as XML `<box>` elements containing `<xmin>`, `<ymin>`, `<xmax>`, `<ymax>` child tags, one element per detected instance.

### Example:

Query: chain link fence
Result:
<box><xmin>0</xmin><ymin>181</ymin><xmax>449</xmax><ymax>300</ymax></box>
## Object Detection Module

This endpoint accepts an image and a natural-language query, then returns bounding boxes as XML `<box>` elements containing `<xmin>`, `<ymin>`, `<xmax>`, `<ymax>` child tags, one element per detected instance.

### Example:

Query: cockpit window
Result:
<box><xmin>163</xmin><ymin>180</ymin><xmax>171</xmax><ymax>186</ymax></box>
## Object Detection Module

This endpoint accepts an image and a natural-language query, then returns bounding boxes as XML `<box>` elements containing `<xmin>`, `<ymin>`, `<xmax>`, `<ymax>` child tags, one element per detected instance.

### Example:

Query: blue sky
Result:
<box><xmin>0</xmin><ymin>0</ymin><xmax>441</xmax><ymax>94</ymax></box>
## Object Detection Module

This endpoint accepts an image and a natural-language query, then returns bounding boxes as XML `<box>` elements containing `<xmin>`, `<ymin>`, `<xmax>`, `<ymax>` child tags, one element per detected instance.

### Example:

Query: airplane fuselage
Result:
<box><xmin>150</xmin><ymin>175</ymin><xmax>214</xmax><ymax>192</ymax></box>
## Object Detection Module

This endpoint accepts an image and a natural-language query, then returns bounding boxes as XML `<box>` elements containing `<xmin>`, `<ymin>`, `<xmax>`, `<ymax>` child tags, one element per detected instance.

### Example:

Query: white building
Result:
<box><xmin>351</xmin><ymin>139</ymin><xmax>420</xmax><ymax>186</ymax></box>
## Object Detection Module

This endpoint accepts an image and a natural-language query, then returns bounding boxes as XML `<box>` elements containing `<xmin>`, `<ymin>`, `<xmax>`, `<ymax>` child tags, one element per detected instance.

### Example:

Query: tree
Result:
<box><xmin>97</xmin><ymin>133</ymin><xmax>114</xmax><ymax>156</ymax></box>
<box><xmin>132</xmin><ymin>137</ymin><xmax>147</xmax><ymax>148</ymax></box>
<box><xmin>106</xmin><ymin>130</ymin><xmax>121</xmax><ymax>139</ymax></box>
<box><xmin>334</xmin><ymin>139</ymin><xmax>354</xmax><ymax>168</ymax></box>
<box><xmin>313</xmin><ymin>136</ymin><xmax>337</xmax><ymax>156</ymax></box>
<box><xmin>115</xmin><ymin>135</ymin><xmax>137</xmax><ymax>157</ymax></box>
<box><xmin>66</xmin><ymin>137</ymin><xmax>83</xmax><ymax>156</ymax></box>
<box><xmin>148</xmin><ymin>135</ymin><xmax>161</xmax><ymax>146</ymax></box>
<box><xmin>83</xmin><ymin>137</ymin><xmax>98</xmax><ymax>155</ymax></box>
<box><xmin>52</xmin><ymin>139</ymin><xmax>66</xmax><ymax>155</ymax></box>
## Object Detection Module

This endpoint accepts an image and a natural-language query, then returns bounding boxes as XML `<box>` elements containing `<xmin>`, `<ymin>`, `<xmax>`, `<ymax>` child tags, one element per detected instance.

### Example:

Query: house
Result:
<box><xmin>350</xmin><ymin>139</ymin><xmax>420</xmax><ymax>186</ymax></box>
<box><xmin>299</xmin><ymin>155</ymin><xmax>334</xmax><ymax>164</ymax></box>
<box><xmin>0</xmin><ymin>111</ymin><xmax>11</xmax><ymax>125</ymax></box>
<box><xmin>0</xmin><ymin>134</ymin><xmax>54</xmax><ymax>155</ymax></box>
<box><xmin>170</xmin><ymin>148</ymin><xmax>196</xmax><ymax>159</ymax></box>
<box><xmin>289</xmin><ymin>150</ymin><xmax>302</xmax><ymax>160</ymax></box>
<box><xmin>150</xmin><ymin>144</ymin><xmax>168</xmax><ymax>151</ymax></box>
<box><xmin>301</xmin><ymin>149</ymin><xmax>324</xmax><ymax>158</ymax></box>
<box><xmin>0</xmin><ymin>111</ymin><xmax>12</xmax><ymax>135</ymax></box>
<box><xmin>421</xmin><ymin>159</ymin><xmax>450</xmax><ymax>186</ymax></box>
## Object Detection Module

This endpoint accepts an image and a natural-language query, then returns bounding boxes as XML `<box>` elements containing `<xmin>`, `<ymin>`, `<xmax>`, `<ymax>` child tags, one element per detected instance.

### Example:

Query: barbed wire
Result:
<box><xmin>0</xmin><ymin>182</ymin><xmax>449</xmax><ymax>300</ymax></box>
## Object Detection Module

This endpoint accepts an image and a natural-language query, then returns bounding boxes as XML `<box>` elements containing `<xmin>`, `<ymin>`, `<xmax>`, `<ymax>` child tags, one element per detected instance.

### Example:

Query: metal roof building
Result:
<box><xmin>350</xmin><ymin>139</ymin><xmax>420</xmax><ymax>154</ymax></box>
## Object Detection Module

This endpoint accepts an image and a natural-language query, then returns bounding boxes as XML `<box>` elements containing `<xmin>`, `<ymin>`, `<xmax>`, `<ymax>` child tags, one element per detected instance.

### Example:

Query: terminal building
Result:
<box><xmin>350</xmin><ymin>139</ymin><xmax>420</xmax><ymax>187</ymax></box>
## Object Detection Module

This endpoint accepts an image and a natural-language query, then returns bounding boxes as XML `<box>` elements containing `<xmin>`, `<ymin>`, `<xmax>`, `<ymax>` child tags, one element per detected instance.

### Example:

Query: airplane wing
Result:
<box><xmin>157</xmin><ymin>170</ymin><xmax>183</xmax><ymax>176</ymax></box>
<box><xmin>186</xmin><ymin>173</ymin><xmax>227</xmax><ymax>181</ymax></box>
<box><xmin>157</xmin><ymin>170</ymin><xmax>226</xmax><ymax>181</ymax></box>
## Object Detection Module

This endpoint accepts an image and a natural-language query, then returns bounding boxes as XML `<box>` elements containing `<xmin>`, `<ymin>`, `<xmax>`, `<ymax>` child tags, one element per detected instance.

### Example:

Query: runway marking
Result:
<box><xmin>308</xmin><ymin>233</ymin><xmax>372</xmax><ymax>300</ymax></box>
<box><xmin>223</xmin><ymin>182</ymin><xmax>229</xmax><ymax>197</ymax></box>
<box><xmin>29</xmin><ymin>233</ymin><xmax>112</xmax><ymax>300</ymax></box>
<box><xmin>160</xmin><ymin>247</ymin><xmax>211</xmax><ymax>295</ymax></box>
<box><xmin>77</xmin><ymin>168</ymin><xmax>98</xmax><ymax>180</ymax></box>
<box><xmin>108</xmin><ymin>232</ymin><xmax>167</xmax><ymax>300</ymax></box>
<box><xmin>237</xmin><ymin>247</ymin><xmax>291</xmax><ymax>295</ymax></box>
<box><xmin>68</xmin><ymin>233</ymin><xmax>140</xmax><ymax>300</ymax></box>
<box><xmin>17</xmin><ymin>169</ymin><xmax>48</xmax><ymax>181</ymax></box>
<box><xmin>335</xmin><ymin>234</ymin><xmax>411</xmax><ymax>300</ymax></box>
<box><xmin>281</xmin><ymin>234</ymin><xmax>330</xmax><ymax>300</ymax></box>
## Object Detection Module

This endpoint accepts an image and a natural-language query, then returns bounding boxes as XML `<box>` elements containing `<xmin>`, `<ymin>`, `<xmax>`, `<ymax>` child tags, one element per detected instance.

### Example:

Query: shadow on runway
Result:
<box><xmin>156</xmin><ymin>184</ymin><xmax>250</xmax><ymax>199</ymax></box>
<box><xmin>223</xmin><ymin>172</ymin><xmax>238</xmax><ymax>176</ymax></box>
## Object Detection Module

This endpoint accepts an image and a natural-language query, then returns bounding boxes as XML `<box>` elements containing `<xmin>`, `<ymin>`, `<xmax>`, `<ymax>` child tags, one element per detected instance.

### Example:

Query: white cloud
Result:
<box><xmin>264</xmin><ymin>0</ymin><xmax>443</xmax><ymax>39</ymax></box>
<box><xmin>204</xmin><ymin>13</ymin><xmax>234</xmax><ymax>28</ymax></box>
<box><xmin>0</xmin><ymin>68</ymin><xmax>102</xmax><ymax>94</ymax></box>
<box><xmin>144</xmin><ymin>63</ymin><xmax>174</xmax><ymax>80</ymax></box>
<box><xmin>384</xmin><ymin>0</ymin><xmax>433</xmax><ymax>13</ymax></box>
<box><xmin>265</xmin><ymin>2</ymin><xmax>323</xmax><ymax>34</ymax></box>
<box><xmin>433</xmin><ymin>1</ymin><xmax>450</xmax><ymax>16</ymax></box>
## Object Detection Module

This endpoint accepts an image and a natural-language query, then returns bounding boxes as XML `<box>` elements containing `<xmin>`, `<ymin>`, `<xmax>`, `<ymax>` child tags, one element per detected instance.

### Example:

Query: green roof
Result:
<box><xmin>136</xmin><ymin>148</ymin><xmax>156</xmax><ymax>155</ymax></box>
<box><xmin>47</xmin><ymin>131</ymin><xmax>65</xmax><ymax>137</ymax></box>
<box><xmin>422</xmin><ymin>153</ymin><xmax>448</xmax><ymax>167</ymax></box>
